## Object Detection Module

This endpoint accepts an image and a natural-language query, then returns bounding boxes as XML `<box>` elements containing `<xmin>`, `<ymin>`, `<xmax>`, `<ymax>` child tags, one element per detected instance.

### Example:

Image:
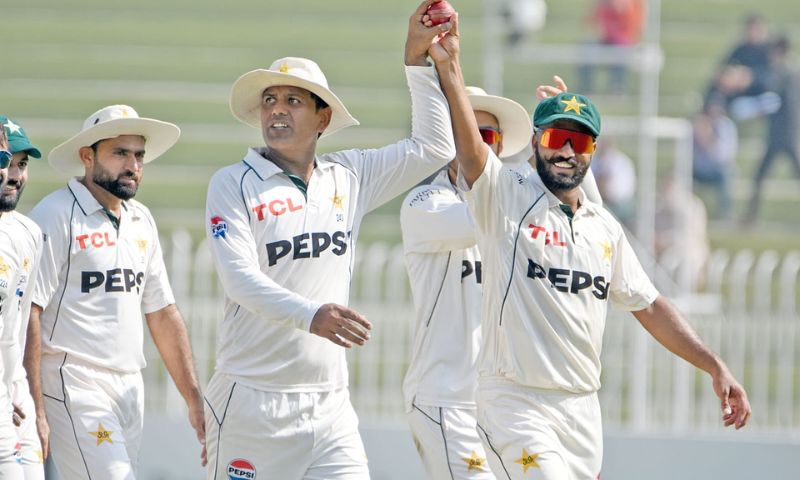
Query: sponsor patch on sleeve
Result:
<box><xmin>210</xmin><ymin>216</ymin><xmax>229</xmax><ymax>239</ymax></box>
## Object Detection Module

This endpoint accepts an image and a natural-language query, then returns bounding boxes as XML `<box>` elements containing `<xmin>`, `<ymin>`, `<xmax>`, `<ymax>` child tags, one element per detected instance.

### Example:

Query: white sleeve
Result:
<box><xmin>206</xmin><ymin>170</ymin><xmax>322</xmax><ymax>332</ymax></box>
<box><xmin>609</xmin><ymin>230</ymin><xmax>660</xmax><ymax>311</ymax></box>
<box><xmin>400</xmin><ymin>185</ymin><xmax>475</xmax><ymax>254</ymax></box>
<box><xmin>140</xmin><ymin>210</ymin><xmax>175</xmax><ymax>314</ymax></box>
<box><xmin>581</xmin><ymin>167</ymin><xmax>603</xmax><ymax>206</ymax></box>
<box><xmin>30</xmin><ymin>201</ymin><xmax>70</xmax><ymax>310</ymax></box>
<box><xmin>459</xmin><ymin>151</ymin><xmax>525</xmax><ymax>238</ymax></box>
<box><xmin>333</xmin><ymin>65</ymin><xmax>455</xmax><ymax>213</ymax></box>
<box><xmin>17</xmin><ymin>222</ymin><xmax>43</xmax><ymax>342</ymax></box>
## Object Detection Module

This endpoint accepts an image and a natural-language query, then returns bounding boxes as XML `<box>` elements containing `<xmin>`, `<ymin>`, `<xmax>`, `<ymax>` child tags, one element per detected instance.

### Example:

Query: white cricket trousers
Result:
<box><xmin>407</xmin><ymin>403</ymin><xmax>496</xmax><ymax>480</ymax></box>
<box><xmin>476</xmin><ymin>383</ymin><xmax>602</xmax><ymax>480</ymax></box>
<box><xmin>12</xmin><ymin>378</ymin><xmax>44</xmax><ymax>479</ymax></box>
<box><xmin>204</xmin><ymin>372</ymin><xmax>370</xmax><ymax>480</ymax></box>
<box><xmin>0</xmin><ymin>393</ymin><xmax>23</xmax><ymax>479</ymax></box>
<box><xmin>41</xmin><ymin>353</ymin><xmax>144</xmax><ymax>480</ymax></box>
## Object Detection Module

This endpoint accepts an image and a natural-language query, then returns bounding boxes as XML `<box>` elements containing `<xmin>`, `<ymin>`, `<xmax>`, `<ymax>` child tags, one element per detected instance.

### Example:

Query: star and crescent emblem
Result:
<box><xmin>561</xmin><ymin>95</ymin><xmax>586</xmax><ymax>115</ymax></box>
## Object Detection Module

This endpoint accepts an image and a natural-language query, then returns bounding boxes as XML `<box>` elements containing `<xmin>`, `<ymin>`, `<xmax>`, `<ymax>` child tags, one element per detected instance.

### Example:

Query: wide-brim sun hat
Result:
<box><xmin>48</xmin><ymin>105</ymin><xmax>180</xmax><ymax>176</ymax></box>
<box><xmin>466</xmin><ymin>86</ymin><xmax>532</xmax><ymax>159</ymax></box>
<box><xmin>230</xmin><ymin>57</ymin><xmax>359</xmax><ymax>138</ymax></box>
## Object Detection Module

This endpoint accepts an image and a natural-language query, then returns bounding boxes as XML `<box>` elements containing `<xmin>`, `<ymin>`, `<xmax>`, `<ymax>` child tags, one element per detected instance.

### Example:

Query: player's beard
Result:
<box><xmin>534</xmin><ymin>146</ymin><xmax>590</xmax><ymax>193</ymax></box>
<box><xmin>93</xmin><ymin>164</ymin><xmax>139</xmax><ymax>200</ymax></box>
<box><xmin>0</xmin><ymin>177</ymin><xmax>24</xmax><ymax>212</ymax></box>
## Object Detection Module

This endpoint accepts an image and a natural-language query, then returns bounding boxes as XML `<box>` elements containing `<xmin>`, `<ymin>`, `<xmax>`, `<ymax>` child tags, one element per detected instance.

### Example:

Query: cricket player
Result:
<box><xmin>0</xmin><ymin>121</ymin><xmax>26</xmax><ymax>477</ymax></box>
<box><xmin>203</xmin><ymin>2</ymin><xmax>457</xmax><ymax>478</ymax></box>
<box><xmin>401</xmin><ymin>77</ymin><xmax>608</xmax><ymax>479</ymax></box>
<box><xmin>28</xmin><ymin>105</ymin><xmax>206</xmax><ymax>479</ymax></box>
<box><xmin>433</xmin><ymin>47</ymin><xmax>751</xmax><ymax>478</ymax></box>
<box><xmin>0</xmin><ymin>116</ymin><xmax>45</xmax><ymax>479</ymax></box>
<box><xmin>400</xmin><ymin>86</ymin><xmax>531</xmax><ymax>480</ymax></box>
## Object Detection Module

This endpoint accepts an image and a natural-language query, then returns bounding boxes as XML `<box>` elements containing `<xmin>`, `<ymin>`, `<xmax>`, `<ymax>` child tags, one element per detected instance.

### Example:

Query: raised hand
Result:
<box><xmin>406</xmin><ymin>0</ymin><xmax>455</xmax><ymax>66</ymax></box>
<box><xmin>536</xmin><ymin>75</ymin><xmax>569</xmax><ymax>100</ymax></box>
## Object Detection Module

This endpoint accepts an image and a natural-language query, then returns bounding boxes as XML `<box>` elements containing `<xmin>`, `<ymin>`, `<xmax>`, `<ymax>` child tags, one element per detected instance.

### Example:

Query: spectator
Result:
<box><xmin>590</xmin><ymin>137</ymin><xmax>636</xmax><ymax>226</ymax></box>
<box><xmin>725</xmin><ymin>14</ymin><xmax>771</xmax><ymax>97</ymax></box>
<box><xmin>692</xmin><ymin>101</ymin><xmax>738</xmax><ymax>221</ymax></box>
<box><xmin>744</xmin><ymin>34</ymin><xmax>800</xmax><ymax>224</ymax></box>
<box><xmin>705</xmin><ymin>14</ymin><xmax>776</xmax><ymax>117</ymax></box>
<box><xmin>502</xmin><ymin>0</ymin><xmax>547</xmax><ymax>47</ymax></box>
<box><xmin>578</xmin><ymin>0</ymin><xmax>645</xmax><ymax>95</ymax></box>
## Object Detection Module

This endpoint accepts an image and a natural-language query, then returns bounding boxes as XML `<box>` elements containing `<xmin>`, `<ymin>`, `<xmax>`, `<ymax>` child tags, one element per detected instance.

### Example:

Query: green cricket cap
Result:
<box><xmin>1</xmin><ymin>116</ymin><xmax>41</xmax><ymax>158</ymax></box>
<box><xmin>532</xmin><ymin>92</ymin><xmax>601</xmax><ymax>137</ymax></box>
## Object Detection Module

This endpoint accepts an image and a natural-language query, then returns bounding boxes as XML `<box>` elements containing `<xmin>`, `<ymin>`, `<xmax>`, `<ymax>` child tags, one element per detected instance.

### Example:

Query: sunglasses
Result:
<box><xmin>479</xmin><ymin>127</ymin><xmax>503</xmax><ymax>146</ymax></box>
<box><xmin>0</xmin><ymin>150</ymin><xmax>11</xmax><ymax>169</ymax></box>
<box><xmin>538</xmin><ymin>128</ymin><xmax>596</xmax><ymax>154</ymax></box>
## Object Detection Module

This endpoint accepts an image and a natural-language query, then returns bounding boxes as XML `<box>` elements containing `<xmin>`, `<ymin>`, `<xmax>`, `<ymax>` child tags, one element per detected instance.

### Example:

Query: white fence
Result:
<box><xmin>144</xmin><ymin>230</ymin><xmax>800</xmax><ymax>438</ymax></box>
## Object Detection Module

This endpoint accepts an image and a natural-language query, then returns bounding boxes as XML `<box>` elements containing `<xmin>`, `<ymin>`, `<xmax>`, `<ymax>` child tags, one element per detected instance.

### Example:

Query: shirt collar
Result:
<box><xmin>67</xmin><ymin>177</ymin><xmax>120</xmax><ymax>216</ymax></box>
<box><xmin>242</xmin><ymin>147</ymin><xmax>333</xmax><ymax>181</ymax></box>
<box><xmin>528</xmin><ymin>170</ymin><xmax>596</xmax><ymax>215</ymax></box>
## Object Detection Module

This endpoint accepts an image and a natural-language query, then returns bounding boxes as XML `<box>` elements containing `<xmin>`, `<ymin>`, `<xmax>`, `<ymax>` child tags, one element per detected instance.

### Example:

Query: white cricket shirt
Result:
<box><xmin>0</xmin><ymin>214</ymin><xmax>27</xmax><ymax>406</ymax></box>
<box><xmin>400</xmin><ymin>169</ymin><xmax>482</xmax><ymax>412</ymax></box>
<box><xmin>461</xmin><ymin>153</ymin><xmax>659</xmax><ymax>393</ymax></box>
<box><xmin>205</xmin><ymin>65</ymin><xmax>454</xmax><ymax>392</ymax></box>
<box><xmin>0</xmin><ymin>212</ymin><xmax>42</xmax><ymax>385</ymax></box>
<box><xmin>30</xmin><ymin>178</ymin><xmax>175</xmax><ymax>373</ymax></box>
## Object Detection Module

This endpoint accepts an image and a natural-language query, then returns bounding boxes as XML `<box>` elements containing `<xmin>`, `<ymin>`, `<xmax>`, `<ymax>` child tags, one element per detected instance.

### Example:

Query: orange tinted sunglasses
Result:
<box><xmin>479</xmin><ymin>127</ymin><xmax>503</xmax><ymax>145</ymax></box>
<box><xmin>539</xmin><ymin>128</ymin><xmax>596</xmax><ymax>154</ymax></box>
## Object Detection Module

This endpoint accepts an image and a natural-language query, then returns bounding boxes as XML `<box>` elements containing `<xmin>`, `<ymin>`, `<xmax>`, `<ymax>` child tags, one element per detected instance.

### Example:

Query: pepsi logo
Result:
<box><xmin>228</xmin><ymin>458</ymin><xmax>256</xmax><ymax>480</ymax></box>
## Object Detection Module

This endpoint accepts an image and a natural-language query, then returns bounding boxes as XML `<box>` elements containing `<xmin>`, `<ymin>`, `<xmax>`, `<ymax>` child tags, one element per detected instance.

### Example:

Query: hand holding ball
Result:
<box><xmin>426</xmin><ymin>0</ymin><xmax>455</xmax><ymax>26</ymax></box>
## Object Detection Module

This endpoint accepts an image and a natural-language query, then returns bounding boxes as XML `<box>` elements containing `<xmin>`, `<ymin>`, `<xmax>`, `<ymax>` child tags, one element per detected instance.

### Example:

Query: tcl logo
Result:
<box><xmin>76</xmin><ymin>232</ymin><xmax>116</xmax><ymax>250</ymax></box>
<box><xmin>253</xmin><ymin>198</ymin><xmax>303</xmax><ymax>220</ymax></box>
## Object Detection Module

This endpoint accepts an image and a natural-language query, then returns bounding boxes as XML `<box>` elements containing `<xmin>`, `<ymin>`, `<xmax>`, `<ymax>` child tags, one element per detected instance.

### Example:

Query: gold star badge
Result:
<box><xmin>601</xmin><ymin>240</ymin><xmax>613</xmax><ymax>262</ymax></box>
<box><xmin>23</xmin><ymin>257</ymin><xmax>30</xmax><ymax>272</ymax></box>
<box><xmin>279</xmin><ymin>62</ymin><xmax>290</xmax><ymax>73</ymax></box>
<box><xmin>463</xmin><ymin>451</ymin><xmax>487</xmax><ymax>471</ymax></box>
<box><xmin>331</xmin><ymin>194</ymin><xmax>345</xmax><ymax>210</ymax></box>
<box><xmin>0</xmin><ymin>256</ymin><xmax>9</xmax><ymax>277</ymax></box>
<box><xmin>4</xmin><ymin>119</ymin><xmax>21</xmax><ymax>134</ymax></box>
<box><xmin>561</xmin><ymin>95</ymin><xmax>586</xmax><ymax>115</ymax></box>
<box><xmin>515</xmin><ymin>448</ymin><xmax>541</xmax><ymax>473</ymax></box>
<box><xmin>89</xmin><ymin>423</ymin><xmax>114</xmax><ymax>446</ymax></box>
<box><xmin>136</xmin><ymin>238</ymin><xmax>148</xmax><ymax>254</ymax></box>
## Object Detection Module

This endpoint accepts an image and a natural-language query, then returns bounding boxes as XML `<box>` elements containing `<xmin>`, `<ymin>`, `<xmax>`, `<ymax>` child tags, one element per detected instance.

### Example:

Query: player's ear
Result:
<box><xmin>78</xmin><ymin>146</ymin><xmax>95</xmax><ymax>169</ymax></box>
<box><xmin>317</xmin><ymin>107</ymin><xmax>332</xmax><ymax>137</ymax></box>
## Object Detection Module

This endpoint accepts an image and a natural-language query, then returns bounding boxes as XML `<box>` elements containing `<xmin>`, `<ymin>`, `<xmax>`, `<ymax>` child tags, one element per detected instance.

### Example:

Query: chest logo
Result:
<box><xmin>0</xmin><ymin>256</ymin><xmax>9</xmax><ymax>278</ymax></box>
<box><xmin>253</xmin><ymin>197</ymin><xmax>303</xmax><ymax>220</ymax></box>
<box><xmin>601</xmin><ymin>240</ymin><xmax>613</xmax><ymax>263</ymax></box>
<box><xmin>76</xmin><ymin>232</ymin><xmax>116</xmax><ymax>250</ymax></box>
<box><xmin>528</xmin><ymin>223</ymin><xmax>567</xmax><ymax>247</ymax></box>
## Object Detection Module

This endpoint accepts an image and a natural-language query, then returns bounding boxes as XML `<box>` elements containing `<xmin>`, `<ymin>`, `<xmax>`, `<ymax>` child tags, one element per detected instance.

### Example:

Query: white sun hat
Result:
<box><xmin>229</xmin><ymin>57</ymin><xmax>359</xmax><ymax>138</ymax></box>
<box><xmin>466</xmin><ymin>86</ymin><xmax>532</xmax><ymax>159</ymax></box>
<box><xmin>48</xmin><ymin>105</ymin><xmax>181</xmax><ymax>176</ymax></box>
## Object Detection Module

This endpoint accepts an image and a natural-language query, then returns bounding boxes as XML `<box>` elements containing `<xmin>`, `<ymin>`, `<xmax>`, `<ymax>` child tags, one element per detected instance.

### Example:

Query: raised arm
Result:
<box><xmin>428</xmin><ymin>13</ymin><xmax>488</xmax><ymax>187</ymax></box>
<box><xmin>633</xmin><ymin>296</ymin><xmax>751</xmax><ymax>429</ymax></box>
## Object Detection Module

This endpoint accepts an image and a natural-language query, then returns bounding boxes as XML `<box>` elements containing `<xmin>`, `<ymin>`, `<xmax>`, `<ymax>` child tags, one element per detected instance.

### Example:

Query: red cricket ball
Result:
<box><xmin>426</xmin><ymin>0</ymin><xmax>455</xmax><ymax>27</ymax></box>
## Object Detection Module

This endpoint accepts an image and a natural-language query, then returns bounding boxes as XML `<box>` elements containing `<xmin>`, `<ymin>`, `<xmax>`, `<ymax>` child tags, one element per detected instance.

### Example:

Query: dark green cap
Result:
<box><xmin>532</xmin><ymin>92</ymin><xmax>601</xmax><ymax>137</ymax></box>
<box><xmin>0</xmin><ymin>116</ymin><xmax>41</xmax><ymax>158</ymax></box>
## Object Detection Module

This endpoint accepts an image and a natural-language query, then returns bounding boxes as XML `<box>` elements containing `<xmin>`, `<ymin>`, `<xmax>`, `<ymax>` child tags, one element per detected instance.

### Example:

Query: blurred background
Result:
<box><xmin>5</xmin><ymin>0</ymin><xmax>800</xmax><ymax>478</ymax></box>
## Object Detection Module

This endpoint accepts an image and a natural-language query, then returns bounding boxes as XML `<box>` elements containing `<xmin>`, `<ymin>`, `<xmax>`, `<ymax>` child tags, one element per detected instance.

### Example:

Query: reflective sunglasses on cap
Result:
<box><xmin>0</xmin><ymin>150</ymin><xmax>11</xmax><ymax>169</ymax></box>
<box><xmin>479</xmin><ymin>127</ymin><xmax>503</xmax><ymax>146</ymax></box>
<box><xmin>538</xmin><ymin>128</ymin><xmax>596</xmax><ymax>154</ymax></box>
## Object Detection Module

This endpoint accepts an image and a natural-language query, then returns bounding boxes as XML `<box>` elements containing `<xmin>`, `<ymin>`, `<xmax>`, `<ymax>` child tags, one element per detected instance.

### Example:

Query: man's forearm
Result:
<box><xmin>633</xmin><ymin>295</ymin><xmax>724</xmax><ymax>375</ymax></box>
<box><xmin>146</xmin><ymin>305</ymin><xmax>203</xmax><ymax>405</ymax></box>
<box><xmin>23</xmin><ymin>306</ymin><xmax>45</xmax><ymax>416</ymax></box>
